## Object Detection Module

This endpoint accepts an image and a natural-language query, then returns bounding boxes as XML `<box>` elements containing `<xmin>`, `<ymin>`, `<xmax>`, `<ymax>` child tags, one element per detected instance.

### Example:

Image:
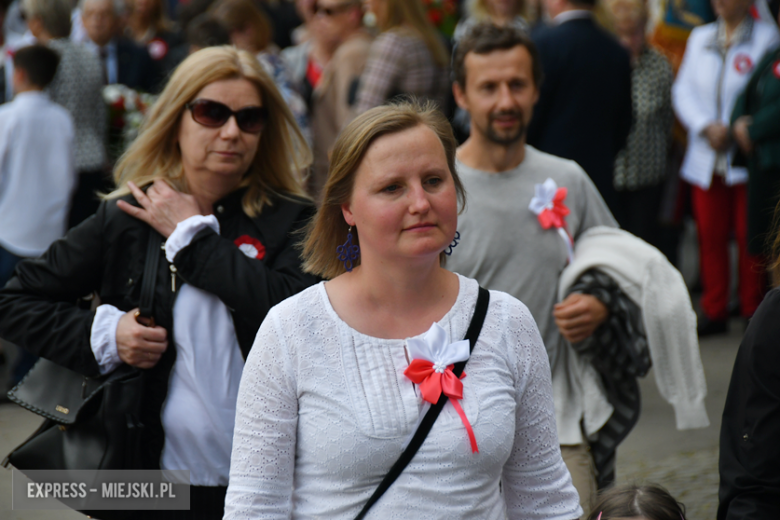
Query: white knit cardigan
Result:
<box><xmin>558</xmin><ymin>226</ymin><xmax>710</xmax><ymax>431</ymax></box>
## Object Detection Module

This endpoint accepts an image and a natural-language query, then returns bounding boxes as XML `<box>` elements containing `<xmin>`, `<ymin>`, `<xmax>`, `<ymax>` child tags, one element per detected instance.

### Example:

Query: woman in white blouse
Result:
<box><xmin>224</xmin><ymin>101</ymin><xmax>581</xmax><ymax>519</ymax></box>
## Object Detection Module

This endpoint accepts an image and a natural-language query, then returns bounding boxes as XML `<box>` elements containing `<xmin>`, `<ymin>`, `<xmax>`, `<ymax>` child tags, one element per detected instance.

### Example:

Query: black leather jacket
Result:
<box><xmin>0</xmin><ymin>188</ymin><xmax>319</xmax><ymax>468</ymax></box>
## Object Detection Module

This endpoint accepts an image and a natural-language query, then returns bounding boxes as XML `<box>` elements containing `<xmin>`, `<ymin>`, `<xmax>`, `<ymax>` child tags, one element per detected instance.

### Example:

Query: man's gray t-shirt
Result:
<box><xmin>448</xmin><ymin>145</ymin><xmax>617</xmax><ymax>370</ymax></box>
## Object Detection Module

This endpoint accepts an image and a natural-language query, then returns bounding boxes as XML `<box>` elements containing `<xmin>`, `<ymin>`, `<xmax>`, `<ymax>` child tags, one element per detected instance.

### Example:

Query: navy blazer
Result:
<box><xmin>115</xmin><ymin>37</ymin><xmax>162</xmax><ymax>93</ymax></box>
<box><xmin>528</xmin><ymin>17</ymin><xmax>633</xmax><ymax>211</ymax></box>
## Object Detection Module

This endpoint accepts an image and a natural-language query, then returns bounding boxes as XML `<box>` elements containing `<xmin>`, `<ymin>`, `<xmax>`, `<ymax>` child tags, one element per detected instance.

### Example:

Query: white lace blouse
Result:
<box><xmin>224</xmin><ymin>275</ymin><xmax>581</xmax><ymax>519</ymax></box>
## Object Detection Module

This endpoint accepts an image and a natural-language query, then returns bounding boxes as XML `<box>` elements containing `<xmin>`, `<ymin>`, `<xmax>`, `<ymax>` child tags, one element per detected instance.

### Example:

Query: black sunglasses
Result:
<box><xmin>185</xmin><ymin>99</ymin><xmax>267</xmax><ymax>134</ymax></box>
<box><xmin>313</xmin><ymin>1</ymin><xmax>358</xmax><ymax>16</ymax></box>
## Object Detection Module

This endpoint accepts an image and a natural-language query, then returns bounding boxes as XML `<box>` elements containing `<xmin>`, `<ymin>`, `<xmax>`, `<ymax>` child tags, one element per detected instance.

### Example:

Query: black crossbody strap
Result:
<box><xmin>354</xmin><ymin>286</ymin><xmax>490</xmax><ymax>520</ymax></box>
<box><xmin>138</xmin><ymin>230</ymin><xmax>163</xmax><ymax>318</ymax></box>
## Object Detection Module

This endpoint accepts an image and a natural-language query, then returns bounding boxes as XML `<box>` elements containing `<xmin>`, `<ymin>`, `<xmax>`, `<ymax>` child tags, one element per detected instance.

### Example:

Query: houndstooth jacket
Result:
<box><xmin>48</xmin><ymin>38</ymin><xmax>107</xmax><ymax>172</ymax></box>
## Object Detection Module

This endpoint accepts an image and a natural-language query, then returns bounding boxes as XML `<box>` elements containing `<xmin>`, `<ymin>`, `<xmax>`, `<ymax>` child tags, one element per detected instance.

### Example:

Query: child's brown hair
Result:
<box><xmin>587</xmin><ymin>484</ymin><xmax>686</xmax><ymax>520</ymax></box>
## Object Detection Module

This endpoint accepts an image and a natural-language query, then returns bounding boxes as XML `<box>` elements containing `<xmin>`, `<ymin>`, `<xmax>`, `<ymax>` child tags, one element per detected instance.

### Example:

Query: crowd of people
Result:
<box><xmin>0</xmin><ymin>0</ymin><xmax>779</xmax><ymax>518</ymax></box>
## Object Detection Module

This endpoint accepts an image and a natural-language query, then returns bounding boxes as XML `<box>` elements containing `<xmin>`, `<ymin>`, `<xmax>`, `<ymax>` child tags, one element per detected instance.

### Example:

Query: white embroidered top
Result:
<box><xmin>224</xmin><ymin>274</ymin><xmax>581</xmax><ymax>520</ymax></box>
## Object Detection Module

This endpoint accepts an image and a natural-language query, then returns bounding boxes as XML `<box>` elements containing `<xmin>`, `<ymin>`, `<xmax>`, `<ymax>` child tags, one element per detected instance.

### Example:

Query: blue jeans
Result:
<box><xmin>0</xmin><ymin>244</ymin><xmax>39</xmax><ymax>386</ymax></box>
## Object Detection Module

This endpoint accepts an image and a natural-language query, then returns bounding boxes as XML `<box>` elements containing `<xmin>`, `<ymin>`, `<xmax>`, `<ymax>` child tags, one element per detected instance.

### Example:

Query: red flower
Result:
<box><xmin>537</xmin><ymin>187</ymin><xmax>570</xmax><ymax>229</ymax></box>
<box><xmin>428</xmin><ymin>9</ymin><xmax>443</xmax><ymax>25</ymax></box>
<box><xmin>234</xmin><ymin>235</ymin><xmax>266</xmax><ymax>260</ymax></box>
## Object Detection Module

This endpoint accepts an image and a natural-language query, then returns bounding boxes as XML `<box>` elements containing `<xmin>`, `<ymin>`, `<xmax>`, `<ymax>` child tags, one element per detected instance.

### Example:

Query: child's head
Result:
<box><xmin>12</xmin><ymin>44</ymin><xmax>60</xmax><ymax>92</ymax></box>
<box><xmin>587</xmin><ymin>484</ymin><xmax>686</xmax><ymax>520</ymax></box>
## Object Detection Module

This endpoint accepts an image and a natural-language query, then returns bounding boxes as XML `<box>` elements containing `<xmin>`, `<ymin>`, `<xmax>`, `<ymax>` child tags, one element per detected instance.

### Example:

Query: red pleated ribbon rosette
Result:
<box><xmin>528</xmin><ymin>178</ymin><xmax>574</xmax><ymax>263</ymax></box>
<box><xmin>403</xmin><ymin>323</ymin><xmax>478</xmax><ymax>453</ymax></box>
<box><xmin>234</xmin><ymin>235</ymin><xmax>266</xmax><ymax>260</ymax></box>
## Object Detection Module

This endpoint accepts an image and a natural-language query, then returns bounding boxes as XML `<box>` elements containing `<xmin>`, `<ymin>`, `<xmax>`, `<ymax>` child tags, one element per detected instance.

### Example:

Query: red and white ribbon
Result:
<box><xmin>529</xmin><ymin>178</ymin><xmax>574</xmax><ymax>263</ymax></box>
<box><xmin>404</xmin><ymin>323</ymin><xmax>478</xmax><ymax>453</ymax></box>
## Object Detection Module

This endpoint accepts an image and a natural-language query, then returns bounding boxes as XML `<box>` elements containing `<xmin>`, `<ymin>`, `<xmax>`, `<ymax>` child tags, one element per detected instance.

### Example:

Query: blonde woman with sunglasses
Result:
<box><xmin>0</xmin><ymin>46</ymin><xmax>317</xmax><ymax>520</ymax></box>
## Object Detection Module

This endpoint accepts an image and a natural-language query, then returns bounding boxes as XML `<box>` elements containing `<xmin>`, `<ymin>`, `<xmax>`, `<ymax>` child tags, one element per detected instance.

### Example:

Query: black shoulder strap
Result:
<box><xmin>138</xmin><ymin>230</ymin><xmax>163</xmax><ymax>319</ymax></box>
<box><xmin>354</xmin><ymin>286</ymin><xmax>490</xmax><ymax>520</ymax></box>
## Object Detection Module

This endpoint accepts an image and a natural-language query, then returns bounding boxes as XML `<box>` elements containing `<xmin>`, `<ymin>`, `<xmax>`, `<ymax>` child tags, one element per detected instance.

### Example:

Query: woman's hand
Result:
<box><xmin>732</xmin><ymin>116</ymin><xmax>754</xmax><ymax>154</ymax></box>
<box><xmin>117</xmin><ymin>180</ymin><xmax>202</xmax><ymax>238</ymax></box>
<box><xmin>116</xmin><ymin>308</ymin><xmax>168</xmax><ymax>369</ymax></box>
<box><xmin>553</xmin><ymin>293</ymin><xmax>609</xmax><ymax>344</ymax></box>
<box><xmin>703</xmin><ymin>123</ymin><xmax>731</xmax><ymax>152</ymax></box>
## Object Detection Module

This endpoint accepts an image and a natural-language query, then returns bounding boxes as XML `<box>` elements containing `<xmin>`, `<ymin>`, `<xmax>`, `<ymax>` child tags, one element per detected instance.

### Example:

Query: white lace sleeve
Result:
<box><xmin>224</xmin><ymin>308</ymin><xmax>297</xmax><ymax>520</ymax></box>
<box><xmin>499</xmin><ymin>298</ymin><xmax>582</xmax><ymax>520</ymax></box>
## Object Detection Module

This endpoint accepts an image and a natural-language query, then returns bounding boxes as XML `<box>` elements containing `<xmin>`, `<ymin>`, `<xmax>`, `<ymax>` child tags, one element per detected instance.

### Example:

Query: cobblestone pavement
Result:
<box><xmin>616</xmin><ymin>447</ymin><xmax>719</xmax><ymax>520</ymax></box>
<box><xmin>610</xmin><ymin>321</ymin><xmax>742</xmax><ymax>520</ymax></box>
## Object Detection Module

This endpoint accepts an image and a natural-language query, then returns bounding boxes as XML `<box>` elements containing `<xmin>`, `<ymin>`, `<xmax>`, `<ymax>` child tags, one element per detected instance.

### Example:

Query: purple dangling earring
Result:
<box><xmin>337</xmin><ymin>226</ymin><xmax>360</xmax><ymax>272</ymax></box>
<box><xmin>445</xmin><ymin>231</ymin><xmax>461</xmax><ymax>256</ymax></box>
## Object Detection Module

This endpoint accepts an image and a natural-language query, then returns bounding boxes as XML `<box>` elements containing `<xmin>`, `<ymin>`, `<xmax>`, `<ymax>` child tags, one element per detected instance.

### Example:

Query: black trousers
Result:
<box><xmin>612</xmin><ymin>183</ymin><xmax>665</xmax><ymax>248</ymax></box>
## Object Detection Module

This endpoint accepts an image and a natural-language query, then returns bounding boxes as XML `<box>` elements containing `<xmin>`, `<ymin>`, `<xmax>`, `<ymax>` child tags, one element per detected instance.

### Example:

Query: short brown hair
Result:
<box><xmin>13</xmin><ymin>44</ymin><xmax>59</xmax><ymax>88</ymax></box>
<box><xmin>211</xmin><ymin>0</ymin><xmax>273</xmax><ymax>52</ymax></box>
<box><xmin>453</xmin><ymin>23</ymin><xmax>543</xmax><ymax>89</ymax></box>
<box><xmin>301</xmin><ymin>101</ymin><xmax>466</xmax><ymax>279</ymax></box>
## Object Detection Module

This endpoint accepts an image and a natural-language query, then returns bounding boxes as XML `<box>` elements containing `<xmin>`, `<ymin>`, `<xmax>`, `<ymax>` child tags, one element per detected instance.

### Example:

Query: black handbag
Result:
<box><xmin>354</xmin><ymin>286</ymin><xmax>490</xmax><ymax>520</ymax></box>
<box><xmin>2</xmin><ymin>229</ymin><xmax>163</xmax><ymax>472</ymax></box>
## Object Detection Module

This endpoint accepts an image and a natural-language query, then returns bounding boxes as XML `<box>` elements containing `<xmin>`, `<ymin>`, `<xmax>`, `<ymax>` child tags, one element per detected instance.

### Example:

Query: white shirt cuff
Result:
<box><xmin>90</xmin><ymin>304</ymin><xmax>125</xmax><ymax>375</ymax></box>
<box><xmin>164</xmin><ymin>215</ymin><xmax>220</xmax><ymax>263</ymax></box>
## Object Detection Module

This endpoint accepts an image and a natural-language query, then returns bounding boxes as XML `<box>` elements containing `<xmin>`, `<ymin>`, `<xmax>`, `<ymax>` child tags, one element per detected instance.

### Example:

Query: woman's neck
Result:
<box><xmin>186</xmin><ymin>173</ymin><xmax>242</xmax><ymax>215</ymax></box>
<box><xmin>129</xmin><ymin>14</ymin><xmax>153</xmax><ymax>41</ymax></box>
<box><xmin>490</xmin><ymin>13</ymin><xmax>515</xmax><ymax>26</ymax></box>
<box><xmin>327</xmin><ymin>252</ymin><xmax>459</xmax><ymax>339</ymax></box>
<box><xmin>723</xmin><ymin>14</ymin><xmax>747</xmax><ymax>41</ymax></box>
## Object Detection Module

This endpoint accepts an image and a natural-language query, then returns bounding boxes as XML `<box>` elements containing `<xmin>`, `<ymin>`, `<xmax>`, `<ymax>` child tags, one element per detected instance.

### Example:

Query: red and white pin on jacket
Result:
<box><xmin>528</xmin><ymin>177</ymin><xmax>574</xmax><ymax>263</ymax></box>
<box><xmin>234</xmin><ymin>235</ymin><xmax>265</xmax><ymax>259</ymax></box>
<box><xmin>403</xmin><ymin>322</ymin><xmax>478</xmax><ymax>453</ymax></box>
<box><xmin>734</xmin><ymin>53</ymin><xmax>754</xmax><ymax>74</ymax></box>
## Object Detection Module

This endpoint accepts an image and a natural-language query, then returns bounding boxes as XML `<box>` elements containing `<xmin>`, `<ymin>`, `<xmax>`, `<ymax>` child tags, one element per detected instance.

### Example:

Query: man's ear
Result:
<box><xmin>453</xmin><ymin>81</ymin><xmax>468</xmax><ymax>111</ymax></box>
<box><xmin>11</xmin><ymin>67</ymin><xmax>28</xmax><ymax>92</ymax></box>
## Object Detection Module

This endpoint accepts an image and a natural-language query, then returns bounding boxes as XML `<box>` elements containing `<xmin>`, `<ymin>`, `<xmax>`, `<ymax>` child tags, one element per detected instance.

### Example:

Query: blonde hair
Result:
<box><xmin>22</xmin><ymin>0</ymin><xmax>72</xmax><ymax>38</ymax></box>
<box><xmin>381</xmin><ymin>0</ymin><xmax>449</xmax><ymax>68</ymax></box>
<box><xmin>466</xmin><ymin>0</ymin><xmax>526</xmax><ymax>22</ymax></box>
<box><xmin>301</xmin><ymin>101</ymin><xmax>465</xmax><ymax>279</ymax></box>
<box><xmin>607</xmin><ymin>0</ymin><xmax>647</xmax><ymax>27</ymax></box>
<box><xmin>106</xmin><ymin>46</ymin><xmax>310</xmax><ymax>216</ymax></box>
<box><xmin>211</xmin><ymin>0</ymin><xmax>273</xmax><ymax>52</ymax></box>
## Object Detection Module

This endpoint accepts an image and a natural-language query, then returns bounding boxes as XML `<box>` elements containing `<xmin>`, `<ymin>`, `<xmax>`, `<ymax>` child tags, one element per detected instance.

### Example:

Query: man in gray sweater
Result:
<box><xmin>447</xmin><ymin>23</ymin><xmax>617</xmax><ymax>517</ymax></box>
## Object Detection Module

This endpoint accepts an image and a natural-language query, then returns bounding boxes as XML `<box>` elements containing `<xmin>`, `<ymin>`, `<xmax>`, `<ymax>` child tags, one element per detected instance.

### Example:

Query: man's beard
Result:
<box><xmin>483</xmin><ymin>109</ymin><xmax>526</xmax><ymax>146</ymax></box>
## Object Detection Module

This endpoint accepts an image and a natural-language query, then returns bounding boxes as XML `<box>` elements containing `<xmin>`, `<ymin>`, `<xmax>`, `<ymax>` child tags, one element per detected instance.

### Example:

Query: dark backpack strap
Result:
<box><xmin>138</xmin><ymin>229</ymin><xmax>163</xmax><ymax>319</ymax></box>
<box><xmin>354</xmin><ymin>286</ymin><xmax>490</xmax><ymax>520</ymax></box>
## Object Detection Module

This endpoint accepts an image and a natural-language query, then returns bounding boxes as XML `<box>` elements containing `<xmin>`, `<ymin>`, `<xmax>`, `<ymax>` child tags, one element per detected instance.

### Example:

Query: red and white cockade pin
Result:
<box><xmin>404</xmin><ymin>323</ymin><xmax>478</xmax><ymax>453</ymax></box>
<box><xmin>529</xmin><ymin>177</ymin><xmax>574</xmax><ymax>263</ymax></box>
<box><xmin>234</xmin><ymin>235</ymin><xmax>266</xmax><ymax>260</ymax></box>
<box><xmin>734</xmin><ymin>53</ymin><xmax>754</xmax><ymax>74</ymax></box>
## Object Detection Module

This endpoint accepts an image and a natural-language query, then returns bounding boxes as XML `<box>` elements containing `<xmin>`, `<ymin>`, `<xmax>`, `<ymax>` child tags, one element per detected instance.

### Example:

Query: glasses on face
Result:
<box><xmin>313</xmin><ymin>1</ymin><xmax>357</xmax><ymax>16</ymax></box>
<box><xmin>185</xmin><ymin>99</ymin><xmax>267</xmax><ymax>134</ymax></box>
